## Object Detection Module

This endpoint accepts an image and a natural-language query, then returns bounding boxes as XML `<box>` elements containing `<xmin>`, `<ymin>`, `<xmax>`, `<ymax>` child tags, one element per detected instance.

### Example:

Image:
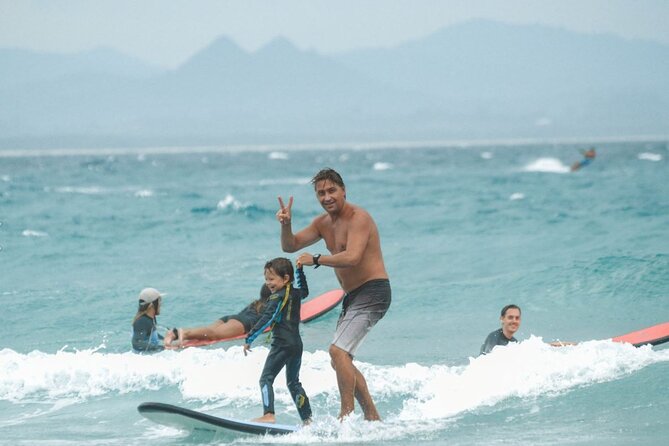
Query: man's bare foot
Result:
<box><xmin>302</xmin><ymin>418</ymin><xmax>312</xmax><ymax>426</ymax></box>
<box><xmin>337</xmin><ymin>411</ymin><xmax>352</xmax><ymax>422</ymax></box>
<box><xmin>252</xmin><ymin>413</ymin><xmax>276</xmax><ymax>423</ymax></box>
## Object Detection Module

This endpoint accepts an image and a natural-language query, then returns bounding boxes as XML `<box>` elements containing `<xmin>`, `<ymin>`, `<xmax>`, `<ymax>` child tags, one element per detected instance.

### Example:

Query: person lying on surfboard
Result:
<box><xmin>480</xmin><ymin>304</ymin><xmax>576</xmax><ymax>355</ymax></box>
<box><xmin>480</xmin><ymin>304</ymin><xmax>521</xmax><ymax>355</ymax></box>
<box><xmin>481</xmin><ymin>304</ymin><xmax>668</xmax><ymax>355</ymax></box>
<box><xmin>132</xmin><ymin>287</ymin><xmax>167</xmax><ymax>353</ymax></box>
<box><xmin>244</xmin><ymin>257</ymin><xmax>313</xmax><ymax>425</ymax></box>
<box><xmin>163</xmin><ymin>284</ymin><xmax>271</xmax><ymax>348</ymax></box>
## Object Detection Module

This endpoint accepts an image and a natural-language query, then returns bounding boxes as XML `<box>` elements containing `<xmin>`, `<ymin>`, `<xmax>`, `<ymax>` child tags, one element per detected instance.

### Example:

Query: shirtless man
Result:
<box><xmin>276</xmin><ymin>168</ymin><xmax>391</xmax><ymax>421</ymax></box>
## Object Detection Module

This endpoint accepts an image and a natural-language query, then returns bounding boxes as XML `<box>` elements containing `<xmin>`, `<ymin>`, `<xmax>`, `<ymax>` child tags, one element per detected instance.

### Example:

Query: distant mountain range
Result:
<box><xmin>1</xmin><ymin>20</ymin><xmax>668</xmax><ymax>149</ymax></box>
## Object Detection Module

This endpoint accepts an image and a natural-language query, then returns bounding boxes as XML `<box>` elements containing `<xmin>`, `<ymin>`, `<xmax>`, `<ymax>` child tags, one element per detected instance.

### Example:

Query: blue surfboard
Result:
<box><xmin>137</xmin><ymin>402</ymin><xmax>299</xmax><ymax>436</ymax></box>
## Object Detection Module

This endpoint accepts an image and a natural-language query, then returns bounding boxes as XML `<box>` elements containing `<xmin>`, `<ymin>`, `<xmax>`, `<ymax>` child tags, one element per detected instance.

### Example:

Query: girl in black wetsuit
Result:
<box><xmin>244</xmin><ymin>258</ymin><xmax>312</xmax><ymax>424</ymax></box>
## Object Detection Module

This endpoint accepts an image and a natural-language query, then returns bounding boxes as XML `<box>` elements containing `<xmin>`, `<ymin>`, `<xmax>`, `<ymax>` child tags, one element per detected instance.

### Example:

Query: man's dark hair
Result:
<box><xmin>501</xmin><ymin>304</ymin><xmax>521</xmax><ymax>317</ymax></box>
<box><xmin>311</xmin><ymin>168</ymin><xmax>345</xmax><ymax>189</ymax></box>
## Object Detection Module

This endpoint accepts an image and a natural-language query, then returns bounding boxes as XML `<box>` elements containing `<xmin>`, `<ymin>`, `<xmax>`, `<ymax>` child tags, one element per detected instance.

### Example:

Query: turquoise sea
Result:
<box><xmin>1</xmin><ymin>140</ymin><xmax>668</xmax><ymax>445</ymax></box>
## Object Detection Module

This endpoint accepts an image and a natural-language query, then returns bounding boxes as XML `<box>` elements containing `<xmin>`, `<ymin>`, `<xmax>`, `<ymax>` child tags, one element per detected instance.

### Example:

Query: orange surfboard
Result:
<box><xmin>179</xmin><ymin>289</ymin><xmax>344</xmax><ymax>348</ymax></box>
<box><xmin>612</xmin><ymin>322</ymin><xmax>669</xmax><ymax>347</ymax></box>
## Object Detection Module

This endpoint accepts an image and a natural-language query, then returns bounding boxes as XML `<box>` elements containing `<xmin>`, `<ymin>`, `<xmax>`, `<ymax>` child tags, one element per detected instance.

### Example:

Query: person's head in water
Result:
<box><xmin>311</xmin><ymin>168</ymin><xmax>346</xmax><ymax>213</ymax></box>
<box><xmin>500</xmin><ymin>304</ymin><xmax>521</xmax><ymax>338</ymax></box>
<box><xmin>133</xmin><ymin>287</ymin><xmax>165</xmax><ymax>322</ymax></box>
<box><xmin>264</xmin><ymin>257</ymin><xmax>294</xmax><ymax>294</ymax></box>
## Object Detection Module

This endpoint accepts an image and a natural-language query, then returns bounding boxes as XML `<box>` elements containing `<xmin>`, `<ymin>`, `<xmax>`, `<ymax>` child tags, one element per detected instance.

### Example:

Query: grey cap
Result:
<box><xmin>138</xmin><ymin>287</ymin><xmax>165</xmax><ymax>304</ymax></box>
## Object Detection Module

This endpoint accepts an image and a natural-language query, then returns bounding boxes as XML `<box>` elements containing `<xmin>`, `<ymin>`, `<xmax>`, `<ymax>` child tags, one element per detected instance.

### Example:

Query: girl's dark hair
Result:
<box><xmin>311</xmin><ymin>168</ymin><xmax>345</xmax><ymax>189</ymax></box>
<box><xmin>252</xmin><ymin>284</ymin><xmax>272</xmax><ymax>313</ymax></box>
<box><xmin>265</xmin><ymin>257</ymin><xmax>294</xmax><ymax>283</ymax></box>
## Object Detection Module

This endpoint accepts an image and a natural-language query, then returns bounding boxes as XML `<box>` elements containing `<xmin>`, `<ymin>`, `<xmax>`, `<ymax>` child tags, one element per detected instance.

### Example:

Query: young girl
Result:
<box><xmin>244</xmin><ymin>258</ymin><xmax>312</xmax><ymax>424</ymax></box>
<box><xmin>132</xmin><ymin>287</ymin><xmax>166</xmax><ymax>353</ymax></box>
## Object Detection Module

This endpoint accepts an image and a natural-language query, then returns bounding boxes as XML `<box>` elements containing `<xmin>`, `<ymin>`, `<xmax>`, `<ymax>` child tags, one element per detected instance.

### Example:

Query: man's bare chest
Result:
<box><xmin>323</xmin><ymin>225</ymin><xmax>347</xmax><ymax>254</ymax></box>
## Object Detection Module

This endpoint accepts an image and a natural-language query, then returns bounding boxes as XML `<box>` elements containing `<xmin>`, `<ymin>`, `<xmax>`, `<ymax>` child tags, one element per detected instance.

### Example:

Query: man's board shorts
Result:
<box><xmin>332</xmin><ymin>279</ymin><xmax>391</xmax><ymax>357</ymax></box>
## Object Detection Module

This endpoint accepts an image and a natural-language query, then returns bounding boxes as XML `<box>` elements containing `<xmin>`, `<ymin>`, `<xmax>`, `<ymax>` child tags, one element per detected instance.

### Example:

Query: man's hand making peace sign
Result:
<box><xmin>276</xmin><ymin>196</ymin><xmax>293</xmax><ymax>225</ymax></box>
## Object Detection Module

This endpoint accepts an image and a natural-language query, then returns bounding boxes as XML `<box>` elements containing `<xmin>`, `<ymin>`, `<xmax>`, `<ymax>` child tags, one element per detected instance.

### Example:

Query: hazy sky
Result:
<box><xmin>2</xmin><ymin>0</ymin><xmax>668</xmax><ymax>68</ymax></box>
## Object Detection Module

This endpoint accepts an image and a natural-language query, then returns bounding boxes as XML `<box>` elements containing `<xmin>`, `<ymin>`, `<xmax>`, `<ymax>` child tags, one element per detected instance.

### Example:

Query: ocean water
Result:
<box><xmin>1</xmin><ymin>140</ymin><xmax>668</xmax><ymax>445</ymax></box>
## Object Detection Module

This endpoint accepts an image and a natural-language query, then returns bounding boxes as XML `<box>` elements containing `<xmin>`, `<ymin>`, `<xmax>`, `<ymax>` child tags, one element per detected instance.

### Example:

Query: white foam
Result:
<box><xmin>53</xmin><ymin>186</ymin><xmax>106</xmax><ymax>195</ymax></box>
<box><xmin>269</xmin><ymin>151</ymin><xmax>289</xmax><ymax>160</ymax></box>
<box><xmin>397</xmin><ymin>337</ymin><xmax>669</xmax><ymax>420</ymax></box>
<box><xmin>8</xmin><ymin>346</ymin><xmax>195</xmax><ymax>402</ymax></box>
<box><xmin>523</xmin><ymin>158</ymin><xmax>570</xmax><ymax>173</ymax></box>
<box><xmin>1</xmin><ymin>341</ymin><xmax>667</xmax><ymax>442</ymax></box>
<box><xmin>1</xmin><ymin>175</ymin><xmax>10</xmax><ymax>182</ymax></box>
<box><xmin>373</xmin><ymin>162</ymin><xmax>392</xmax><ymax>171</ymax></box>
<box><xmin>638</xmin><ymin>152</ymin><xmax>662</xmax><ymax>162</ymax></box>
<box><xmin>134</xmin><ymin>189</ymin><xmax>154</xmax><ymax>198</ymax></box>
<box><xmin>480</xmin><ymin>152</ymin><xmax>493</xmax><ymax>159</ymax></box>
<box><xmin>21</xmin><ymin>229</ymin><xmax>48</xmax><ymax>237</ymax></box>
<box><xmin>216</xmin><ymin>194</ymin><xmax>248</xmax><ymax>211</ymax></box>
<box><xmin>509</xmin><ymin>193</ymin><xmax>525</xmax><ymax>201</ymax></box>
<box><xmin>2</xmin><ymin>340</ymin><xmax>666</xmax><ymax>417</ymax></box>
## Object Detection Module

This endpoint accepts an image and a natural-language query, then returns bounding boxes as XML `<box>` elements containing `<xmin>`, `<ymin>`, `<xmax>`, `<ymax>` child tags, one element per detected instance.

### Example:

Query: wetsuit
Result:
<box><xmin>220</xmin><ymin>302</ymin><xmax>264</xmax><ymax>332</ymax></box>
<box><xmin>480</xmin><ymin>328</ymin><xmax>517</xmax><ymax>355</ymax></box>
<box><xmin>246</xmin><ymin>267</ymin><xmax>312</xmax><ymax>421</ymax></box>
<box><xmin>132</xmin><ymin>314</ymin><xmax>164</xmax><ymax>353</ymax></box>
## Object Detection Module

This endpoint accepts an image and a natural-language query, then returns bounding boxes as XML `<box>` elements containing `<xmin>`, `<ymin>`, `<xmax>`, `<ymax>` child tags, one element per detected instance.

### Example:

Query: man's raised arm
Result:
<box><xmin>277</xmin><ymin>196</ymin><xmax>321</xmax><ymax>252</ymax></box>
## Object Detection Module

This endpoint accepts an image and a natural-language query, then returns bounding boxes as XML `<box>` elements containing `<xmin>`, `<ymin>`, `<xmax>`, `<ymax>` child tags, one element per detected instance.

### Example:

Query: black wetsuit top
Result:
<box><xmin>132</xmin><ymin>314</ymin><xmax>164</xmax><ymax>352</ymax></box>
<box><xmin>246</xmin><ymin>268</ymin><xmax>309</xmax><ymax>348</ymax></box>
<box><xmin>480</xmin><ymin>328</ymin><xmax>517</xmax><ymax>355</ymax></box>
<box><xmin>220</xmin><ymin>302</ymin><xmax>265</xmax><ymax>332</ymax></box>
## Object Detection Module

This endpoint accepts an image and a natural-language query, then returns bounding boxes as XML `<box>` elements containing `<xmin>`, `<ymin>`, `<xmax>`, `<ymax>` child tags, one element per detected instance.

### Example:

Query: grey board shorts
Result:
<box><xmin>332</xmin><ymin>279</ymin><xmax>391</xmax><ymax>357</ymax></box>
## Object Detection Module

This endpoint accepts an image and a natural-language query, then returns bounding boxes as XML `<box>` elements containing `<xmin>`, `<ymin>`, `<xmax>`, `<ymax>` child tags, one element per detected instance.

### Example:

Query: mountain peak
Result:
<box><xmin>256</xmin><ymin>37</ymin><xmax>301</xmax><ymax>55</ymax></box>
<box><xmin>179</xmin><ymin>36</ymin><xmax>247</xmax><ymax>70</ymax></box>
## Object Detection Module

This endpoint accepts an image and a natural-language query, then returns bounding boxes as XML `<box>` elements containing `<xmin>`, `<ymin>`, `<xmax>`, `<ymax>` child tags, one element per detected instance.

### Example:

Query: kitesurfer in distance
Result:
<box><xmin>571</xmin><ymin>147</ymin><xmax>596</xmax><ymax>171</ymax></box>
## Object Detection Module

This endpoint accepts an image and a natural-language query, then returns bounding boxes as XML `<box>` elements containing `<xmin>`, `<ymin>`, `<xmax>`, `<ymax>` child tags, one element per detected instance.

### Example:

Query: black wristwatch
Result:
<box><xmin>313</xmin><ymin>254</ymin><xmax>321</xmax><ymax>269</ymax></box>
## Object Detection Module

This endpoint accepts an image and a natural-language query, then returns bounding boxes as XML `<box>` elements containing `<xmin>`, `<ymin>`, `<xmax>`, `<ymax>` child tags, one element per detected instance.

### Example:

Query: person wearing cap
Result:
<box><xmin>132</xmin><ymin>287</ymin><xmax>166</xmax><ymax>352</ymax></box>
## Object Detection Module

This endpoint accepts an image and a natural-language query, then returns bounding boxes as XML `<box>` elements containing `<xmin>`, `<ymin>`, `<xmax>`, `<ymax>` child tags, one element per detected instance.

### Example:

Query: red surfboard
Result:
<box><xmin>179</xmin><ymin>289</ymin><xmax>344</xmax><ymax>348</ymax></box>
<box><xmin>612</xmin><ymin>321</ymin><xmax>669</xmax><ymax>347</ymax></box>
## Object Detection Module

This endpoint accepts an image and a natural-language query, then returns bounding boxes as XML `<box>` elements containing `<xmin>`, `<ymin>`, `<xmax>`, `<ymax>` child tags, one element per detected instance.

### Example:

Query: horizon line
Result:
<box><xmin>0</xmin><ymin>135</ymin><xmax>666</xmax><ymax>158</ymax></box>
